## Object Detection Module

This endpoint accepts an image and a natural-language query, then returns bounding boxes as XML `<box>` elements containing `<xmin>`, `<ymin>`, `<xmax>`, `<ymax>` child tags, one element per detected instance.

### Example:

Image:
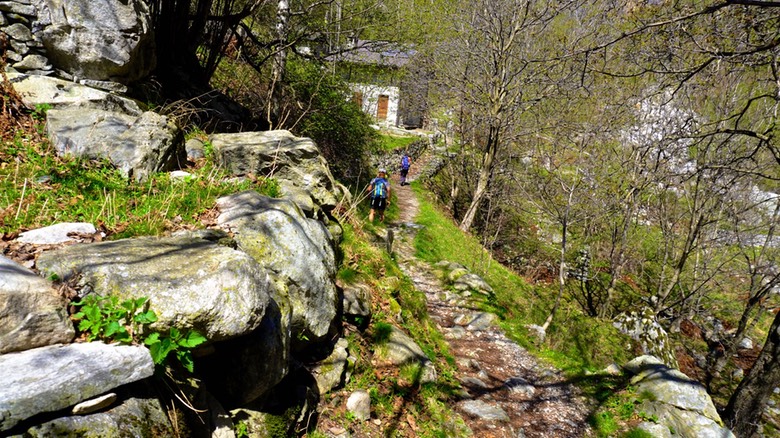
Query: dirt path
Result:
<box><xmin>387</xmin><ymin>154</ymin><xmax>594</xmax><ymax>437</ymax></box>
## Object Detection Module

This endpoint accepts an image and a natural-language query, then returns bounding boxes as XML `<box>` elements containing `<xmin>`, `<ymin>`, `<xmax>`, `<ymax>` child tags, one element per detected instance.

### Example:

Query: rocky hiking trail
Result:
<box><xmin>386</xmin><ymin>157</ymin><xmax>594</xmax><ymax>437</ymax></box>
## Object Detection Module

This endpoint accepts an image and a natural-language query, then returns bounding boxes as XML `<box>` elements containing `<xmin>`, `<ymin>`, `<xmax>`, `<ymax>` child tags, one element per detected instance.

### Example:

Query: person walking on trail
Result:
<box><xmin>400</xmin><ymin>152</ymin><xmax>411</xmax><ymax>186</ymax></box>
<box><xmin>368</xmin><ymin>168</ymin><xmax>390</xmax><ymax>223</ymax></box>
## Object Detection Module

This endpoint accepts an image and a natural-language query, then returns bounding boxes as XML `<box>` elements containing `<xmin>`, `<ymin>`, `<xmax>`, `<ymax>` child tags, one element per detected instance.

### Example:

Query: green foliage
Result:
<box><xmin>285</xmin><ymin>58</ymin><xmax>380</xmax><ymax>182</ymax></box>
<box><xmin>144</xmin><ymin>327</ymin><xmax>207</xmax><ymax>373</ymax></box>
<box><xmin>0</xmin><ymin>140</ymin><xmax>272</xmax><ymax>236</ymax></box>
<box><xmin>377</xmin><ymin>133</ymin><xmax>418</xmax><ymax>152</ymax></box>
<box><xmin>622</xmin><ymin>429</ymin><xmax>654</xmax><ymax>438</ymax></box>
<box><xmin>72</xmin><ymin>295</ymin><xmax>157</xmax><ymax>344</ymax></box>
<box><xmin>234</xmin><ymin>420</ymin><xmax>249</xmax><ymax>438</ymax></box>
<box><xmin>71</xmin><ymin>294</ymin><xmax>206</xmax><ymax>372</ymax></box>
<box><xmin>373</xmin><ymin>321</ymin><xmax>393</xmax><ymax>344</ymax></box>
<box><xmin>31</xmin><ymin>103</ymin><xmax>51</xmax><ymax>122</ymax></box>
<box><xmin>590</xmin><ymin>410</ymin><xmax>619</xmax><ymax>437</ymax></box>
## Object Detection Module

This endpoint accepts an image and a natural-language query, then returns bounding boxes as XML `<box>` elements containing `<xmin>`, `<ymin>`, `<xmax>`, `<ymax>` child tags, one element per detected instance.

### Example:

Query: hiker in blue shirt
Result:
<box><xmin>400</xmin><ymin>152</ymin><xmax>411</xmax><ymax>186</ymax></box>
<box><xmin>367</xmin><ymin>168</ymin><xmax>390</xmax><ymax>223</ymax></box>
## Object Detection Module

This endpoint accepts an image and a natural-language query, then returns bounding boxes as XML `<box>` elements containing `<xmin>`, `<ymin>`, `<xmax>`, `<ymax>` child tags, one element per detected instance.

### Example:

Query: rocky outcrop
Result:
<box><xmin>46</xmin><ymin>107</ymin><xmax>185</xmax><ymax>182</ymax></box>
<box><xmin>216</xmin><ymin>191</ymin><xmax>339</xmax><ymax>347</ymax></box>
<box><xmin>1</xmin><ymin>0</ymin><xmax>155</xmax><ymax>85</ymax></box>
<box><xmin>0</xmin><ymin>255</ymin><xmax>74</xmax><ymax>354</ymax></box>
<box><xmin>36</xmin><ymin>233</ymin><xmax>276</xmax><ymax>342</ymax></box>
<box><xmin>624</xmin><ymin>355</ymin><xmax>736</xmax><ymax>438</ymax></box>
<box><xmin>0</xmin><ymin>342</ymin><xmax>154</xmax><ymax>431</ymax></box>
<box><xmin>210</xmin><ymin>130</ymin><xmax>350</xmax><ymax>218</ymax></box>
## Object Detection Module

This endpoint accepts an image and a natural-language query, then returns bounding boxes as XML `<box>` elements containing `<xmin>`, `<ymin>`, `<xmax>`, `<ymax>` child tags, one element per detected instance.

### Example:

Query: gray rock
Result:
<box><xmin>33</xmin><ymin>0</ymin><xmax>156</xmax><ymax>83</ymax></box>
<box><xmin>625</xmin><ymin>355</ymin><xmax>735</xmax><ymax>438</ymax></box>
<box><xmin>13</xmin><ymin>53</ymin><xmax>49</xmax><ymax>70</ymax></box>
<box><xmin>738</xmin><ymin>336</ymin><xmax>753</xmax><ymax>350</ymax></box>
<box><xmin>0</xmin><ymin>2</ymin><xmax>36</xmax><ymax>16</ymax></box>
<box><xmin>210</xmin><ymin>130</ymin><xmax>350</xmax><ymax>216</ymax></box>
<box><xmin>312</xmin><ymin>338</ymin><xmax>353</xmax><ymax>395</ymax></box>
<box><xmin>376</xmin><ymin>325</ymin><xmax>437</xmax><ymax>384</ymax></box>
<box><xmin>217</xmin><ymin>192</ymin><xmax>338</xmax><ymax>345</ymax></box>
<box><xmin>637</xmin><ymin>421</ymin><xmax>671</xmax><ymax>438</ymax></box>
<box><xmin>7</xmin><ymin>73</ymin><xmax>143</xmax><ymax>114</ymax></box>
<box><xmin>16</xmin><ymin>222</ymin><xmax>96</xmax><ymax>244</ymax></box>
<box><xmin>465</xmin><ymin>312</ymin><xmax>497</xmax><ymax>331</ymax></box>
<box><xmin>346</xmin><ymin>390</ymin><xmax>371</xmax><ymax>421</ymax></box>
<box><xmin>36</xmin><ymin>235</ymin><xmax>275</xmax><ymax>342</ymax></box>
<box><xmin>453</xmin><ymin>273</ymin><xmax>493</xmax><ymax>294</ymax></box>
<box><xmin>458</xmin><ymin>400</ymin><xmax>510</xmax><ymax>422</ymax></box>
<box><xmin>78</xmin><ymin>79</ymin><xmax>127</xmax><ymax>93</ymax></box>
<box><xmin>8</xmin><ymin>38</ymin><xmax>29</xmax><ymax>56</ymax></box>
<box><xmin>447</xmin><ymin>267</ymin><xmax>469</xmax><ymax>282</ymax></box>
<box><xmin>185</xmin><ymin>137</ymin><xmax>206</xmax><ymax>159</ymax></box>
<box><xmin>0</xmin><ymin>255</ymin><xmax>74</xmax><ymax>354</ymax></box>
<box><xmin>0</xmin><ymin>342</ymin><xmax>154</xmax><ymax>432</ymax></box>
<box><xmin>342</xmin><ymin>284</ymin><xmax>371</xmax><ymax>318</ymax></box>
<box><xmin>505</xmin><ymin>377</ymin><xmax>535</xmax><ymax>398</ymax></box>
<box><xmin>3</xmin><ymin>22</ymin><xmax>33</xmax><ymax>41</ymax></box>
<box><xmin>198</xmin><ymin>298</ymin><xmax>290</xmax><ymax>404</ymax></box>
<box><xmin>46</xmin><ymin>107</ymin><xmax>185</xmax><ymax>182</ymax></box>
<box><xmin>24</xmin><ymin>396</ymin><xmax>174</xmax><ymax>437</ymax></box>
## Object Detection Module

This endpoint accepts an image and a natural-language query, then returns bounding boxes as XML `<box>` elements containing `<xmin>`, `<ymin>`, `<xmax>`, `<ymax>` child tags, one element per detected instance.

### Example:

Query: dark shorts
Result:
<box><xmin>400</xmin><ymin>168</ymin><xmax>409</xmax><ymax>178</ymax></box>
<box><xmin>370</xmin><ymin>197</ymin><xmax>387</xmax><ymax>211</ymax></box>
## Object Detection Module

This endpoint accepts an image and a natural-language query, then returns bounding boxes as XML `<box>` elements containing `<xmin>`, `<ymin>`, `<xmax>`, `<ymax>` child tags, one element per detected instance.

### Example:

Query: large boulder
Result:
<box><xmin>46</xmin><ymin>107</ymin><xmax>185</xmax><ymax>182</ymax></box>
<box><xmin>217</xmin><ymin>191</ymin><xmax>339</xmax><ymax>347</ymax></box>
<box><xmin>31</xmin><ymin>0</ymin><xmax>156</xmax><ymax>83</ymax></box>
<box><xmin>198</xmin><ymin>299</ymin><xmax>291</xmax><ymax>405</ymax></box>
<box><xmin>21</xmin><ymin>396</ymin><xmax>174</xmax><ymax>437</ymax></box>
<box><xmin>36</xmin><ymin>235</ymin><xmax>276</xmax><ymax>342</ymax></box>
<box><xmin>210</xmin><ymin>130</ymin><xmax>350</xmax><ymax>217</ymax></box>
<box><xmin>0</xmin><ymin>342</ymin><xmax>154</xmax><ymax>432</ymax></box>
<box><xmin>624</xmin><ymin>355</ymin><xmax>736</xmax><ymax>438</ymax></box>
<box><xmin>0</xmin><ymin>255</ymin><xmax>74</xmax><ymax>354</ymax></box>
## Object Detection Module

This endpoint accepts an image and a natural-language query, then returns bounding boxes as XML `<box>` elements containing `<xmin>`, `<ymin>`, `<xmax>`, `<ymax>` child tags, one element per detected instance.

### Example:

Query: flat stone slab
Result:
<box><xmin>16</xmin><ymin>222</ymin><xmax>96</xmax><ymax>244</ymax></box>
<box><xmin>0</xmin><ymin>342</ymin><xmax>154</xmax><ymax>432</ymax></box>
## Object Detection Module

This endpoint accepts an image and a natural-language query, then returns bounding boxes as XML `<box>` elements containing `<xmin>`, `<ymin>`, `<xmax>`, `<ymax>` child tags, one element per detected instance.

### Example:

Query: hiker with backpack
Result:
<box><xmin>400</xmin><ymin>152</ymin><xmax>411</xmax><ymax>186</ymax></box>
<box><xmin>367</xmin><ymin>168</ymin><xmax>390</xmax><ymax>223</ymax></box>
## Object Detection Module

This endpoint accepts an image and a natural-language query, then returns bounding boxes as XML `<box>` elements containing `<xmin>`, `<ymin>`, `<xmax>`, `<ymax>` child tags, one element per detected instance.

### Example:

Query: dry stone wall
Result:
<box><xmin>1</xmin><ymin>0</ymin><xmax>155</xmax><ymax>88</ymax></box>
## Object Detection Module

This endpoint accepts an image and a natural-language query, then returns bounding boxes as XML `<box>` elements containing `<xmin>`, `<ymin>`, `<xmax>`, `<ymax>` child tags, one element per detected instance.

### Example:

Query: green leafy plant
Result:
<box><xmin>72</xmin><ymin>295</ymin><xmax>157</xmax><ymax>343</ymax></box>
<box><xmin>72</xmin><ymin>294</ymin><xmax>206</xmax><ymax>372</ymax></box>
<box><xmin>144</xmin><ymin>326</ymin><xmax>207</xmax><ymax>373</ymax></box>
<box><xmin>235</xmin><ymin>419</ymin><xmax>249</xmax><ymax>438</ymax></box>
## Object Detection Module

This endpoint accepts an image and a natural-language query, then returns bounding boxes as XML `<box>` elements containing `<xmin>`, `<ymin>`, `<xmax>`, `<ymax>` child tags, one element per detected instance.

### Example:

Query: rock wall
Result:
<box><xmin>1</xmin><ymin>0</ymin><xmax>156</xmax><ymax>88</ymax></box>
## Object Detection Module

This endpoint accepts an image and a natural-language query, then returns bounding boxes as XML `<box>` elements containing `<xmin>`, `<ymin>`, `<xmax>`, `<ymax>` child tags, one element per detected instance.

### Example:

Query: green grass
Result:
<box><xmin>0</xmin><ymin>134</ymin><xmax>278</xmax><ymax>237</ymax></box>
<box><xmin>378</xmin><ymin>132</ymin><xmax>418</xmax><ymax>152</ymax></box>
<box><xmin>411</xmin><ymin>182</ymin><xmax>633</xmax><ymax>373</ymax></box>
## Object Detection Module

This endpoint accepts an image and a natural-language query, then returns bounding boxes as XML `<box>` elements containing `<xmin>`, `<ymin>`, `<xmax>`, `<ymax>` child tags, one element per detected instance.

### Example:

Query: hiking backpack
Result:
<box><xmin>373</xmin><ymin>178</ymin><xmax>387</xmax><ymax>198</ymax></box>
<box><xmin>401</xmin><ymin>155</ymin><xmax>410</xmax><ymax>170</ymax></box>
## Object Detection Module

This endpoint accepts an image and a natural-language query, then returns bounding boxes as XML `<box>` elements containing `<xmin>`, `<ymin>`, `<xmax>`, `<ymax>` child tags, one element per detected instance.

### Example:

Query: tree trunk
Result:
<box><xmin>460</xmin><ymin>125</ymin><xmax>499</xmax><ymax>232</ymax></box>
<box><xmin>269</xmin><ymin>0</ymin><xmax>289</xmax><ymax>128</ymax></box>
<box><xmin>724</xmin><ymin>310</ymin><xmax>780</xmax><ymax>437</ymax></box>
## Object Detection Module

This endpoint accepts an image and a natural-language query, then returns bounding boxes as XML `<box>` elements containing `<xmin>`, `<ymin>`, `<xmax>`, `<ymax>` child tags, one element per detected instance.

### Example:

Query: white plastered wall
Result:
<box><xmin>349</xmin><ymin>83</ymin><xmax>400</xmax><ymax>127</ymax></box>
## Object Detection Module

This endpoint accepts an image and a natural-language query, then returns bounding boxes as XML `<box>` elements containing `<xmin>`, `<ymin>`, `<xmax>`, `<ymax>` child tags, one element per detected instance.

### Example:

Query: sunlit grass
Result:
<box><xmin>0</xmin><ymin>128</ymin><xmax>276</xmax><ymax>237</ymax></box>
